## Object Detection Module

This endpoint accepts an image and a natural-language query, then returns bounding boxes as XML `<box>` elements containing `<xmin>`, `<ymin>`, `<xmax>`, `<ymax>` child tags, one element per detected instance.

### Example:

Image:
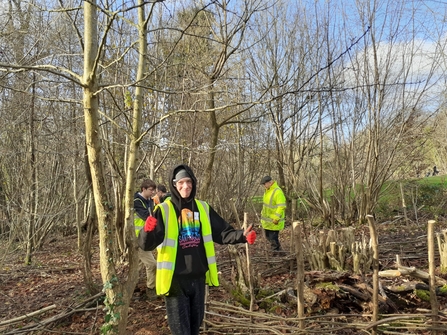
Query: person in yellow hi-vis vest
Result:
<box><xmin>260</xmin><ymin>175</ymin><xmax>286</xmax><ymax>253</ymax></box>
<box><xmin>133</xmin><ymin>179</ymin><xmax>157</xmax><ymax>300</ymax></box>
<box><xmin>138</xmin><ymin>164</ymin><xmax>256</xmax><ymax>335</ymax></box>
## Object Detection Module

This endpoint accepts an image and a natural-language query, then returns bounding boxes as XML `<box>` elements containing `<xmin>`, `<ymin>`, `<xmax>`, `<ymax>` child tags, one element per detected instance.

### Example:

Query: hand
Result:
<box><xmin>272</xmin><ymin>219</ymin><xmax>279</xmax><ymax>225</ymax></box>
<box><xmin>246</xmin><ymin>230</ymin><xmax>256</xmax><ymax>244</ymax></box>
<box><xmin>144</xmin><ymin>216</ymin><xmax>157</xmax><ymax>232</ymax></box>
<box><xmin>244</xmin><ymin>225</ymin><xmax>256</xmax><ymax>245</ymax></box>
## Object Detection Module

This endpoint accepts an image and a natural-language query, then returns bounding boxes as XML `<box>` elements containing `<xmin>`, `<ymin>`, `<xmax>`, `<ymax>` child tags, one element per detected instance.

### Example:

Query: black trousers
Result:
<box><xmin>264</xmin><ymin>229</ymin><xmax>281</xmax><ymax>251</ymax></box>
<box><xmin>165</xmin><ymin>275</ymin><xmax>206</xmax><ymax>335</ymax></box>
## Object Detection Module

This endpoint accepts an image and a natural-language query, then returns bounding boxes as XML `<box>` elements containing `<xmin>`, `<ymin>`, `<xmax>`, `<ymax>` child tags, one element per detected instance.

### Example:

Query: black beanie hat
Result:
<box><xmin>173</xmin><ymin>169</ymin><xmax>190</xmax><ymax>183</ymax></box>
<box><xmin>260</xmin><ymin>175</ymin><xmax>272</xmax><ymax>184</ymax></box>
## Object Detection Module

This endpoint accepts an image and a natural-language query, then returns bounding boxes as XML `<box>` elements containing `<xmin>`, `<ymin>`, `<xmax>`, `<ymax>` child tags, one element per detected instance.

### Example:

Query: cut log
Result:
<box><xmin>378</xmin><ymin>269</ymin><xmax>401</xmax><ymax>278</ymax></box>
<box><xmin>338</xmin><ymin>284</ymin><xmax>370</xmax><ymax>301</ymax></box>
<box><xmin>415</xmin><ymin>283</ymin><xmax>447</xmax><ymax>296</ymax></box>
<box><xmin>305</xmin><ymin>270</ymin><xmax>351</xmax><ymax>283</ymax></box>
<box><xmin>385</xmin><ymin>282</ymin><xmax>417</xmax><ymax>293</ymax></box>
<box><xmin>397</xmin><ymin>264</ymin><xmax>447</xmax><ymax>285</ymax></box>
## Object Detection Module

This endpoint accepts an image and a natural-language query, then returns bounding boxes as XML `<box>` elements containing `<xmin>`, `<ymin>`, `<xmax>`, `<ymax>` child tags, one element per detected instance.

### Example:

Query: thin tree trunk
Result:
<box><xmin>25</xmin><ymin>76</ymin><xmax>36</xmax><ymax>265</ymax></box>
<box><xmin>83</xmin><ymin>2</ymin><xmax>128</xmax><ymax>333</ymax></box>
<box><xmin>201</xmin><ymin>84</ymin><xmax>219</xmax><ymax>200</ymax></box>
<box><xmin>82</xmin><ymin>187</ymin><xmax>99</xmax><ymax>294</ymax></box>
<box><xmin>121</xmin><ymin>0</ymin><xmax>150</xmax><ymax>326</ymax></box>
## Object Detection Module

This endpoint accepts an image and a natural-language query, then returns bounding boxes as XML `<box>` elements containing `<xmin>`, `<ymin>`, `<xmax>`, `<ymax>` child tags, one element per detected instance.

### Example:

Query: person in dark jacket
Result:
<box><xmin>138</xmin><ymin>164</ymin><xmax>256</xmax><ymax>335</ymax></box>
<box><xmin>133</xmin><ymin>179</ymin><xmax>157</xmax><ymax>300</ymax></box>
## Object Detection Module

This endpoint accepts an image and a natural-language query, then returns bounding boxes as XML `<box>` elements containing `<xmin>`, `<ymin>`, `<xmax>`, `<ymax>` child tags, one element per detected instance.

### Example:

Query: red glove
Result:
<box><xmin>144</xmin><ymin>216</ymin><xmax>157</xmax><ymax>232</ymax></box>
<box><xmin>244</xmin><ymin>225</ymin><xmax>256</xmax><ymax>245</ymax></box>
<box><xmin>246</xmin><ymin>230</ymin><xmax>256</xmax><ymax>244</ymax></box>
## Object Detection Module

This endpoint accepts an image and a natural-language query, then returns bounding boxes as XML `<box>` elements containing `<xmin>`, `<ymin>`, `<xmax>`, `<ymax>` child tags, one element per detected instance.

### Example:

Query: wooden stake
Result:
<box><xmin>436</xmin><ymin>229</ymin><xmax>447</xmax><ymax>274</ymax></box>
<box><xmin>244</xmin><ymin>212</ymin><xmax>255</xmax><ymax>318</ymax></box>
<box><xmin>400</xmin><ymin>183</ymin><xmax>409</xmax><ymax>226</ymax></box>
<box><xmin>289</xmin><ymin>206</ymin><xmax>298</xmax><ymax>272</ymax></box>
<box><xmin>293</xmin><ymin>221</ymin><xmax>305</xmax><ymax>329</ymax></box>
<box><xmin>428</xmin><ymin>219</ymin><xmax>439</xmax><ymax>335</ymax></box>
<box><xmin>366</xmin><ymin>214</ymin><xmax>378</xmax><ymax>335</ymax></box>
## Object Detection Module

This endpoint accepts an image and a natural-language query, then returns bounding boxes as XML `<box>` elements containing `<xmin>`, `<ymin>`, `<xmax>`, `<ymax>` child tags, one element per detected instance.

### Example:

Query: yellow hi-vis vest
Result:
<box><xmin>260</xmin><ymin>181</ymin><xmax>286</xmax><ymax>231</ymax></box>
<box><xmin>155</xmin><ymin>199</ymin><xmax>219</xmax><ymax>296</ymax></box>
<box><xmin>134</xmin><ymin>198</ymin><xmax>147</xmax><ymax>237</ymax></box>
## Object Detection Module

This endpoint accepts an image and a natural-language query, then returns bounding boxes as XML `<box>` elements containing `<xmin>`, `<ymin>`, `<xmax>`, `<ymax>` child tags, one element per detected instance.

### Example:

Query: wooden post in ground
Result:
<box><xmin>427</xmin><ymin>220</ymin><xmax>439</xmax><ymax>335</ymax></box>
<box><xmin>290</xmin><ymin>204</ymin><xmax>296</xmax><ymax>272</ymax></box>
<box><xmin>436</xmin><ymin>229</ymin><xmax>447</xmax><ymax>274</ymax></box>
<box><xmin>330</xmin><ymin>195</ymin><xmax>335</xmax><ymax>230</ymax></box>
<box><xmin>293</xmin><ymin>221</ymin><xmax>305</xmax><ymax>329</ymax></box>
<box><xmin>366</xmin><ymin>215</ymin><xmax>378</xmax><ymax>335</ymax></box>
<box><xmin>244</xmin><ymin>212</ymin><xmax>255</xmax><ymax>317</ymax></box>
<box><xmin>399</xmin><ymin>183</ymin><xmax>409</xmax><ymax>226</ymax></box>
<box><xmin>204</xmin><ymin>286</ymin><xmax>209</xmax><ymax>332</ymax></box>
<box><xmin>291</xmin><ymin>199</ymin><xmax>296</xmax><ymax>223</ymax></box>
<box><xmin>228</xmin><ymin>199</ymin><xmax>248</xmax><ymax>292</ymax></box>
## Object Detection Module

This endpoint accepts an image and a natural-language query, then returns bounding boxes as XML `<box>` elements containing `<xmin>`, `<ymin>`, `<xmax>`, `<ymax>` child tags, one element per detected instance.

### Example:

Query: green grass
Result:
<box><xmin>376</xmin><ymin>175</ymin><xmax>447</xmax><ymax>219</ymax></box>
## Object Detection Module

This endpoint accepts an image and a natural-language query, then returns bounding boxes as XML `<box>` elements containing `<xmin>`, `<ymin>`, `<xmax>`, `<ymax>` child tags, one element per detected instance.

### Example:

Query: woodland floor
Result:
<box><xmin>1</xmin><ymin>219</ymin><xmax>447</xmax><ymax>335</ymax></box>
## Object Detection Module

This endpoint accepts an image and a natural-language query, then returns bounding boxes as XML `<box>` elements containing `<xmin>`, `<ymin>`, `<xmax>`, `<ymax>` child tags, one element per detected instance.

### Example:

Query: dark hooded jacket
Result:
<box><xmin>133</xmin><ymin>191</ymin><xmax>154</xmax><ymax>221</ymax></box>
<box><xmin>138</xmin><ymin>164</ymin><xmax>247</xmax><ymax>278</ymax></box>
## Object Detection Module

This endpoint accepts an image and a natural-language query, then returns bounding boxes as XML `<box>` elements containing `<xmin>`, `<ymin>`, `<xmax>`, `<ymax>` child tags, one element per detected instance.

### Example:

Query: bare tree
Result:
<box><xmin>330</xmin><ymin>0</ymin><xmax>446</xmax><ymax>223</ymax></box>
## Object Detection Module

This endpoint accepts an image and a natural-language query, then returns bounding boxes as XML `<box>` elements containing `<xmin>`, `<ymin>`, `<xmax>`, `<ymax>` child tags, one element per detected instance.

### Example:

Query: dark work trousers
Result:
<box><xmin>264</xmin><ymin>229</ymin><xmax>281</xmax><ymax>251</ymax></box>
<box><xmin>165</xmin><ymin>275</ymin><xmax>206</xmax><ymax>335</ymax></box>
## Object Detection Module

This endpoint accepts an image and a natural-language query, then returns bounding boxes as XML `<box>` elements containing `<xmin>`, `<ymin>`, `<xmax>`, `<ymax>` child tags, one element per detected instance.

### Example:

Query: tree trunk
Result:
<box><xmin>201</xmin><ymin>83</ymin><xmax>219</xmax><ymax>200</ymax></box>
<box><xmin>83</xmin><ymin>2</ymin><xmax>130</xmax><ymax>333</ymax></box>
<box><xmin>82</xmin><ymin>188</ymin><xmax>99</xmax><ymax>294</ymax></box>
<box><xmin>82</xmin><ymin>0</ymin><xmax>155</xmax><ymax>332</ymax></box>
<box><xmin>121</xmin><ymin>0</ymin><xmax>151</xmax><ymax>326</ymax></box>
<box><xmin>25</xmin><ymin>75</ymin><xmax>36</xmax><ymax>265</ymax></box>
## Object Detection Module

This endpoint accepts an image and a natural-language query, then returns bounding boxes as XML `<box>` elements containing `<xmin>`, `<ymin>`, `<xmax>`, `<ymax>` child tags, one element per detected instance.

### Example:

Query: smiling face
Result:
<box><xmin>175</xmin><ymin>177</ymin><xmax>193</xmax><ymax>199</ymax></box>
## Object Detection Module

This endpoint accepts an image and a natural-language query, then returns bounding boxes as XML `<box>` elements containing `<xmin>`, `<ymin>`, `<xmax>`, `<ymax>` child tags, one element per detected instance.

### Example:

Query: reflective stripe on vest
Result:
<box><xmin>198</xmin><ymin>200</ymin><xmax>219</xmax><ymax>287</ymax></box>
<box><xmin>261</xmin><ymin>189</ymin><xmax>285</xmax><ymax>223</ymax></box>
<box><xmin>155</xmin><ymin>199</ymin><xmax>219</xmax><ymax>296</ymax></box>
<box><xmin>260</xmin><ymin>182</ymin><xmax>286</xmax><ymax>232</ymax></box>
<box><xmin>261</xmin><ymin>188</ymin><xmax>277</xmax><ymax>223</ymax></box>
